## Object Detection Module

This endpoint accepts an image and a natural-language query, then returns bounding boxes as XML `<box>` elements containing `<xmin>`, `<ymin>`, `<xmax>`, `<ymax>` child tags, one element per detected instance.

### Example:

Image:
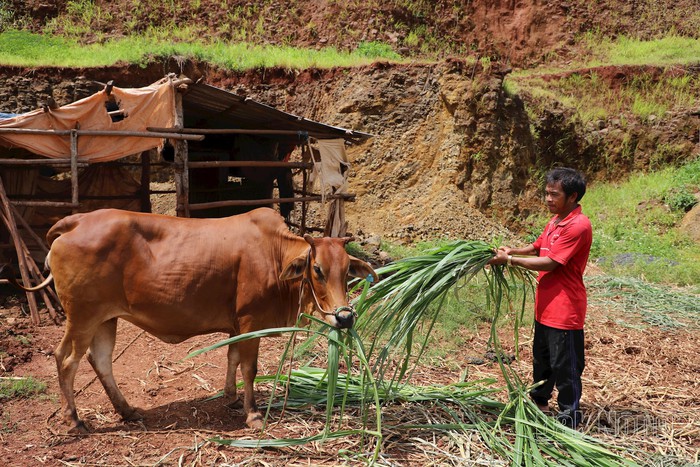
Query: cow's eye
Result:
<box><xmin>313</xmin><ymin>264</ymin><xmax>323</xmax><ymax>276</ymax></box>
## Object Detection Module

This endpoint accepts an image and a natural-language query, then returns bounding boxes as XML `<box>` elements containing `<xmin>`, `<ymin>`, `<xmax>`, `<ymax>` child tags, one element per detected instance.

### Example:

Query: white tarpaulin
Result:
<box><xmin>308</xmin><ymin>138</ymin><xmax>349</xmax><ymax>198</ymax></box>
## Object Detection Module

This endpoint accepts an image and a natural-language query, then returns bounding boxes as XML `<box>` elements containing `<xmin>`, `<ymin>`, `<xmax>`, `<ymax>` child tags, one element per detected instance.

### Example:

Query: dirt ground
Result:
<box><xmin>1</xmin><ymin>282</ymin><xmax>698</xmax><ymax>466</ymax></box>
<box><xmin>2</xmin><ymin>1</ymin><xmax>699</xmax><ymax>463</ymax></box>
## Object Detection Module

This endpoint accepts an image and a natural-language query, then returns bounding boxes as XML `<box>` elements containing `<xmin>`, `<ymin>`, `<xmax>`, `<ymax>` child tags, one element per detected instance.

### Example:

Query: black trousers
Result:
<box><xmin>530</xmin><ymin>321</ymin><xmax>585</xmax><ymax>428</ymax></box>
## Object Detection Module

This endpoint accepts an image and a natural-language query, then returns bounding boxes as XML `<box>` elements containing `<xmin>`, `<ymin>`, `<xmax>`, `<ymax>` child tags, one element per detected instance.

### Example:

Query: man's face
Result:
<box><xmin>545</xmin><ymin>181</ymin><xmax>577</xmax><ymax>216</ymax></box>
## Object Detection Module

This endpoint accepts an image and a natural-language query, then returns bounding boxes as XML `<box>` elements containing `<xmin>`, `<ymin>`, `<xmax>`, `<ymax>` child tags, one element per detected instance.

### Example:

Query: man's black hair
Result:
<box><xmin>546</xmin><ymin>167</ymin><xmax>586</xmax><ymax>202</ymax></box>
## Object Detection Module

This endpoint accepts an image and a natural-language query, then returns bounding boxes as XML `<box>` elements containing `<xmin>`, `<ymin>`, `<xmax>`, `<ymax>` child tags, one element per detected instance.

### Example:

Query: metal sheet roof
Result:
<box><xmin>181</xmin><ymin>82</ymin><xmax>372</xmax><ymax>142</ymax></box>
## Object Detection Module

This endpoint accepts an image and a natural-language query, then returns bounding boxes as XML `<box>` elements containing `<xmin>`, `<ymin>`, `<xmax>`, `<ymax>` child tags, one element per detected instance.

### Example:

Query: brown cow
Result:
<box><xmin>45</xmin><ymin>207</ymin><xmax>377</xmax><ymax>433</ymax></box>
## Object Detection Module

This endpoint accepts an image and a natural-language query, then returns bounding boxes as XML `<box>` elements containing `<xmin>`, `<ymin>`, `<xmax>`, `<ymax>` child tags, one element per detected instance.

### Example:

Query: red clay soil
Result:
<box><xmin>1</xmin><ymin>287</ymin><xmax>698</xmax><ymax>465</ymax></box>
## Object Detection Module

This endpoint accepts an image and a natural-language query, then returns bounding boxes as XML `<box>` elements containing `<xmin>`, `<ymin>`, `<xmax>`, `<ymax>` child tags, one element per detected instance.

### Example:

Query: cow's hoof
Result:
<box><xmin>120</xmin><ymin>407</ymin><xmax>143</xmax><ymax>422</ymax></box>
<box><xmin>246</xmin><ymin>413</ymin><xmax>264</xmax><ymax>430</ymax></box>
<box><xmin>68</xmin><ymin>420</ymin><xmax>90</xmax><ymax>435</ymax></box>
<box><xmin>226</xmin><ymin>398</ymin><xmax>243</xmax><ymax>410</ymax></box>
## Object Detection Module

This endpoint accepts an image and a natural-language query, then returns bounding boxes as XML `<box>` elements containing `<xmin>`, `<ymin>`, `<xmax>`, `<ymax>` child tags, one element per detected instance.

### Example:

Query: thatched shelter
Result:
<box><xmin>0</xmin><ymin>74</ymin><xmax>371</xmax><ymax>323</ymax></box>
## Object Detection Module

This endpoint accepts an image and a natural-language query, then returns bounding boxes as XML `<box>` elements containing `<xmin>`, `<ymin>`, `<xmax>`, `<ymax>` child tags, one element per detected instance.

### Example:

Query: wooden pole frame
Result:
<box><xmin>70</xmin><ymin>129</ymin><xmax>79</xmax><ymax>213</ymax></box>
<box><xmin>188</xmin><ymin>192</ymin><xmax>355</xmax><ymax>212</ymax></box>
<box><xmin>173</xmin><ymin>91</ymin><xmax>190</xmax><ymax>217</ymax></box>
<box><xmin>140</xmin><ymin>150</ymin><xmax>152</xmax><ymax>213</ymax></box>
<box><xmin>0</xmin><ymin>176</ymin><xmax>40</xmax><ymax>323</ymax></box>
<box><xmin>0</xmin><ymin>127</ymin><xmax>204</xmax><ymax>141</ymax></box>
<box><xmin>0</xmin><ymin>77</ymin><xmax>368</xmax><ymax>327</ymax></box>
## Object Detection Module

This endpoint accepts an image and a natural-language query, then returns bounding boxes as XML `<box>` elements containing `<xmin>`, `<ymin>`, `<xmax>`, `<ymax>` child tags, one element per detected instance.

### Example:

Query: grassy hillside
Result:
<box><xmin>4</xmin><ymin>0</ymin><xmax>700</xmax><ymax>66</ymax></box>
<box><xmin>0</xmin><ymin>29</ymin><xmax>402</xmax><ymax>69</ymax></box>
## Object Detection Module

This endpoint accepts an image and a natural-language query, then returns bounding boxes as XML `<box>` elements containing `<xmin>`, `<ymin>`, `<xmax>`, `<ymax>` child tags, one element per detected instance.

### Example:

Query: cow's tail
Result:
<box><xmin>0</xmin><ymin>259</ymin><xmax>53</xmax><ymax>292</ymax></box>
<box><xmin>1</xmin><ymin>214</ymin><xmax>83</xmax><ymax>292</ymax></box>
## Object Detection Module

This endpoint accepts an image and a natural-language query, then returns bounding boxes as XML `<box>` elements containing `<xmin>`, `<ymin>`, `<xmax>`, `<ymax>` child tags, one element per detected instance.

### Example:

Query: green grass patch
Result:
<box><xmin>512</xmin><ymin>68</ymin><xmax>699</xmax><ymax>127</ymax></box>
<box><xmin>571</xmin><ymin>33</ymin><xmax>700</xmax><ymax>68</ymax></box>
<box><xmin>607</xmin><ymin>35</ymin><xmax>700</xmax><ymax>67</ymax></box>
<box><xmin>15</xmin><ymin>334</ymin><xmax>32</xmax><ymax>346</ymax></box>
<box><xmin>587</xmin><ymin>275</ymin><xmax>700</xmax><ymax>329</ymax></box>
<box><xmin>0</xmin><ymin>29</ymin><xmax>402</xmax><ymax>70</ymax></box>
<box><xmin>0</xmin><ymin>376</ymin><xmax>47</xmax><ymax>401</ymax></box>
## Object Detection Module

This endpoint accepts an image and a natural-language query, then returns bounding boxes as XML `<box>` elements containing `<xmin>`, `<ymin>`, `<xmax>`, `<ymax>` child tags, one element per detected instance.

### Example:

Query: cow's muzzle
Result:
<box><xmin>333</xmin><ymin>305</ymin><xmax>356</xmax><ymax>329</ymax></box>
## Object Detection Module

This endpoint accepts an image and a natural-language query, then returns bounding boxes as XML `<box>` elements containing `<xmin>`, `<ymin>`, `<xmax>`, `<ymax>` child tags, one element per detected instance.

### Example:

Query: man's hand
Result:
<box><xmin>487</xmin><ymin>247</ymin><xmax>511</xmax><ymax>266</ymax></box>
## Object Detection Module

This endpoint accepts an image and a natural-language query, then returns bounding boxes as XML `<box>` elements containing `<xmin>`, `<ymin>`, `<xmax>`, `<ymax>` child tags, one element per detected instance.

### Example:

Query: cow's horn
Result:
<box><xmin>303</xmin><ymin>234</ymin><xmax>316</xmax><ymax>256</ymax></box>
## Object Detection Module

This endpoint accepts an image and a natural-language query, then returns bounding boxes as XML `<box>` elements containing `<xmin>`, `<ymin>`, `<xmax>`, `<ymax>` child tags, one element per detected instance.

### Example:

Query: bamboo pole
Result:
<box><xmin>0</xmin><ymin>176</ymin><xmax>40</xmax><ymax>324</ymax></box>
<box><xmin>4</xmin><ymin>194</ymin><xmax>61</xmax><ymax>320</ymax></box>
<box><xmin>6</xmin><ymin>205</ymin><xmax>60</xmax><ymax>319</ymax></box>
<box><xmin>21</xmin><ymin>243</ymin><xmax>61</xmax><ymax>313</ymax></box>
<box><xmin>16</xmin><ymin>235</ymin><xmax>59</xmax><ymax>323</ymax></box>
<box><xmin>9</xmin><ymin>204</ymin><xmax>48</xmax><ymax>254</ymax></box>
<box><xmin>4</xmin><ymin>207</ymin><xmax>60</xmax><ymax>321</ymax></box>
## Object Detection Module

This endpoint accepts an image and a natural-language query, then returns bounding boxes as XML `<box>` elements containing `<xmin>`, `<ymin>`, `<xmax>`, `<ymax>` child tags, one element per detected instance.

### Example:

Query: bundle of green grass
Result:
<box><xmin>190</xmin><ymin>240</ymin><xmax>639</xmax><ymax>466</ymax></box>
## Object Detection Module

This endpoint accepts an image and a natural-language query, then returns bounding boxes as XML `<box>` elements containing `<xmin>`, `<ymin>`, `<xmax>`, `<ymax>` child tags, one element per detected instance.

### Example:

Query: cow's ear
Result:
<box><xmin>280</xmin><ymin>254</ymin><xmax>307</xmax><ymax>281</ymax></box>
<box><xmin>348</xmin><ymin>256</ymin><xmax>378</xmax><ymax>283</ymax></box>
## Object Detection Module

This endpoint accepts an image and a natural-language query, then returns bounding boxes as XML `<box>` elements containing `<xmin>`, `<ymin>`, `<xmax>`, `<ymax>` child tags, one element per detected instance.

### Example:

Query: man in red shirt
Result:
<box><xmin>489</xmin><ymin>167</ymin><xmax>592</xmax><ymax>428</ymax></box>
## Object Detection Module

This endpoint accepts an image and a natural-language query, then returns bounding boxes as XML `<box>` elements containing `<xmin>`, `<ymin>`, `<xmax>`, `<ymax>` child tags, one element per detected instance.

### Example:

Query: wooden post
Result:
<box><xmin>17</xmin><ymin>237</ymin><xmax>59</xmax><ymax>323</ymax></box>
<box><xmin>173</xmin><ymin>92</ymin><xmax>190</xmax><ymax>217</ymax></box>
<box><xmin>301</xmin><ymin>169</ymin><xmax>308</xmax><ymax>235</ymax></box>
<box><xmin>140</xmin><ymin>150</ymin><xmax>152</xmax><ymax>213</ymax></box>
<box><xmin>0</xmin><ymin>176</ymin><xmax>40</xmax><ymax>324</ymax></box>
<box><xmin>9</xmin><ymin>204</ymin><xmax>48</xmax><ymax>255</ymax></box>
<box><xmin>9</xmin><ymin>197</ymin><xmax>61</xmax><ymax>321</ymax></box>
<box><xmin>70</xmin><ymin>129</ymin><xmax>79</xmax><ymax>214</ymax></box>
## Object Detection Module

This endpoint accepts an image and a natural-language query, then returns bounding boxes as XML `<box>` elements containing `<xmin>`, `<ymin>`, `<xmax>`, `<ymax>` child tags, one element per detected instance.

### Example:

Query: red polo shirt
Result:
<box><xmin>532</xmin><ymin>205</ymin><xmax>592</xmax><ymax>330</ymax></box>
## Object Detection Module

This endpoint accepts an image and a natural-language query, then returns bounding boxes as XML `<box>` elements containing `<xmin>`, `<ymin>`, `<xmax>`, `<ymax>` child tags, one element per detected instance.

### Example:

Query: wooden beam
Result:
<box><xmin>10</xmin><ymin>201</ymin><xmax>79</xmax><ymax>208</ymax></box>
<box><xmin>0</xmin><ymin>127</ymin><xmax>204</xmax><ymax>141</ymax></box>
<box><xmin>148</xmin><ymin>127</ymin><xmax>335</xmax><ymax>138</ymax></box>
<box><xmin>186</xmin><ymin>160</ymin><xmax>313</xmax><ymax>169</ymax></box>
<box><xmin>76</xmin><ymin>129</ymin><xmax>205</xmax><ymax>140</ymax></box>
<box><xmin>11</xmin><ymin>194</ymin><xmax>139</xmax><ymax>201</ymax></box>
<box><xmin>0</xmin><ymin>158</ymin><xmax>88</xmax><ymax>167</ymax></box>
<box><xmin>286</xmin><ymin>221</ymin><xmax>324</xmax><ymax>233</ymax></box>
<box><xmin>147</xmin><ymin>126</ymin><xmax>373</xmax><ymax>142</ymax></box>
<box><xmin>188</xmin><ymin>193</ymin><xmax>355</xmax><ymax>211</ymax></box>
